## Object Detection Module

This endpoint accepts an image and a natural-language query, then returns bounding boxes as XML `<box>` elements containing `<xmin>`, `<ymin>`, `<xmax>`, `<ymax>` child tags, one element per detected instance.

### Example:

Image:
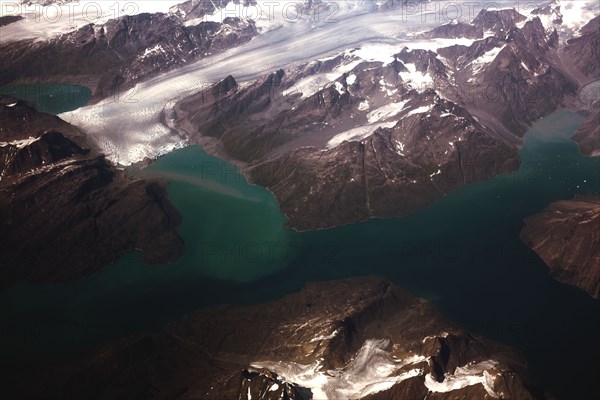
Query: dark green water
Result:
<box><xmin>1</xmin><ymin>109</ymin><xmax>599</xmax><ymax>399</ymax></box>
<box><xmin>0</xmin><ymin>84</ymin><xmax>91</xmax><ymax>114</ymax></box>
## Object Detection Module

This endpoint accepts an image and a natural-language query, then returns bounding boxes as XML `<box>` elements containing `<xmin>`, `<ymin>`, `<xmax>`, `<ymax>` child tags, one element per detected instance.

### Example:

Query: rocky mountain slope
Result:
<box><xmin>564</xmin><ymin>14</ymin><xmax>600</xmax><ymax>156</ymax></box>
<box><xmin>6</xmin><ymin>277</ymin><xmax>544</xmax><ymax>399</ymax></box>
<box><xmin>573</xmin><ymin>108</ymin><xmax>600</xmax><ymax>156</ymax></box>
<box><xmin>564</xmin><ymin>15</ymin><xmax>600</xmax><ymax>80</ymax></box>
<box><xmin>0</xmin><ymin>15</ymin><xmax>23</xmax><ymax>27</ymax></box>
<box><xmin>171</xmin><ymin>9</ymin><xmax>580</xmax><ymax>230</ymax></box>
<box><xmin>520</xmin><ymin>195</ymin><xmax>600</xmax><ymax>299</ymax></box>
<box><xmin>0</xmin><ymin>9</ymin><xmax>257</xmax><ymax>102</ymax></box>
<box><xmin>0</xmin><ymin>97</ymin><xmax>183</xmax><ymax>286</ymax></box>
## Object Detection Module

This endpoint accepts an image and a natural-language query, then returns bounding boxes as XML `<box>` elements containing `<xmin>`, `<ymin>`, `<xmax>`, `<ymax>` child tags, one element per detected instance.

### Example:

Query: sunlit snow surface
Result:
<box><xmin>2</xmin><ymin>0</ymin><xmax>597</xmax><ymax>165</ymax></box>
<box><xmin>252</xmin><ymin>339</ymin><xmax>428</xmax><ymax>400</ymax></box>
<box><xmin>251</xmin><ymin>338</ymin><xmax>502</xmax><ymax>399</ymax></box>
<box><xmin>0</xmin><ymin>1</ymin><xmax>183</xmax><ymax>41</ymax></box>
<box><xmin>59</xmin><ymin>1</ymin><xmax>452</xmax><ymax>165</ymax></box>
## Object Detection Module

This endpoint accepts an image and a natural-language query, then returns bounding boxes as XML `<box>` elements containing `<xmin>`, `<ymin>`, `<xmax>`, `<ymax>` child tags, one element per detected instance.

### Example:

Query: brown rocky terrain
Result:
<box><xmin>0</xmin><ymin>15</ymin><xmax>23</xmax><ymax>27</ymax></box>
<box><xmin>171</xmin><ymin>10</ymin><xmax>579</xmax><ymax>230</ymax></box>
<box><xmin>564</xmin><ymin>15</ymin><xmax>600</xmax><ymax>80</ymax></box>
<box><xmin>0</xmin><ymin>97</ymin><xmax>183</xmax><ymax>286</ymax></box>
<box><xmin>520</xmin><ymin>195</ymin><xmax>600</xmax><ymax>299</ymax></box>
<box><xmin>0</xmin><ymin>10</ymin><xmax>257</xmax><ymax>102</ymax></box>
<box><xmin>573</xmin><ymin>108</ymin><xmax>600</xmax><ymax>156</ymax></box>
<box><xmin>564</xmin><ymin>14</ymin><xmax>600</xmax><ymax>156</ymax></box>
<box><xmin>5</xmin><ymin>277</ymin><xmax>544</xmax><ymax>400</ymax></box>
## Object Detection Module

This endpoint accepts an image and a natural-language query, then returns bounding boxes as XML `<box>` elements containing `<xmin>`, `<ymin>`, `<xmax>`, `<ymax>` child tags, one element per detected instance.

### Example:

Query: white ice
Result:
<box><xmin>251</xmin><ymin>338</ymin><xmax>428</xmax><ymax>400</ymax></box>
<box><xmin>1</xmin><ymin>1</ymin><xmax>583</xmax><ymax>165</ymax></box>
<box><xmin>0</xmin><ymin>1</ymin><xmax>183</xmax><ymax>42</ymax></box>
<box><xmin>470</xmin><ymin>45</ymin><xmax>506</xmax><ymax>73</ymax></box>
<box><xmin>327</xmin><ymin>121</ymin><xmax>396</xmax><ymax>148</ymax></box>
<box><xmin>366</xmin><ymin>100</ymin><xmax>409</xmax><ymax>123</ymax></box>
<box><xmin>424</xmin><ymin>360</ymin><xmax>499</xmax><ymax>397</ymax></box>
<box><xmin>399</xmin><ymin>62</ymin><xmax>434</xmax><ymax>92</ymax></box>
<box><xmin>0</xmin><ymin>136</ymin><xmax>40</xmax><ymax>148</ymax></box>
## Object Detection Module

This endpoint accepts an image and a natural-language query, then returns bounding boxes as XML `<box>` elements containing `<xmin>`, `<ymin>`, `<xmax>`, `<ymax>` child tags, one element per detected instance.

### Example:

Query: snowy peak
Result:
<box><xmin>167</xmin><ymin>10</ymin><xmax>588</xmax><ymax>230</ymax></box>
<box><xmin>472</xmin><ymin>8</ymin><xmax>527</xmax><ymax>33</ymax></box>
<box><xmin>18</xmin><ymin>277</ymin><xmax>540</xmax><ymax>399</ymax></box>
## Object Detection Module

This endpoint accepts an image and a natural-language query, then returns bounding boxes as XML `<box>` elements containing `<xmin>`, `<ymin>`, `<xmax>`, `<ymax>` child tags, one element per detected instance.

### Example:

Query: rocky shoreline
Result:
<box><xmin>521</xmin><ymin>195</ymin><xmax>600</xmax><ymax>299</ymax></box>
<box><xmin>170</xmin><ymin>8</ymin><xmax>590</xmax><ymax>231</ymax></box>
<box><xmin>0</xmin><ymin>97</ymin><xmax>184</xmax><ymax>286</ymax></box>
<box><xmin>4</xmin><ymin>277</ymin><xmax>545</xmax><ymax>400</ymax></box>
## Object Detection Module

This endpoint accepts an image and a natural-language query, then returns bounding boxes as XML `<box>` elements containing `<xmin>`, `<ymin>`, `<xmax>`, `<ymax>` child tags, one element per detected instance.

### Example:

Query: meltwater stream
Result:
<box><xmin>1</xmin><ymin>108</ymin><xmax>599</xmax><ymax>399</ymax></box>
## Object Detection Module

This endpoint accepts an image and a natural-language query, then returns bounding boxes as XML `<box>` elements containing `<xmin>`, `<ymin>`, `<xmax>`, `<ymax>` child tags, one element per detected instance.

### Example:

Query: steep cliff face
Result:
<box><xmin>8</xmin><ymin>277</ymin><xmax>543</xmax><ymax>400</ymax></box>
<box><xmin>0</xmin><ymin>12</ymin><xmax>257</xmax><ymax>102</ymax></box>
<box><xmin>0</xmin><ymin>15</ymin><xmax>23</xmax><ymax>27</ymax></box>
<box><xmin>521</xmin><ymin>195</ymin><xmax>600</xmax><ymax>299</ymax></box>
<box><xmin>564</xmin><ymin>14</ymin><xmax>600</xmax><ymax>156</ymax></box>
<box><xmin>170</xmin><ymin>0</ymin><xmax>258</xmax><ymax>20</ymax></box>
<box><xmin>420</xmin><ymin>20</ymin><xmax>484</xmax><ymax>39</ymax></box>
<box><xmin>573</xmin><ymin>109</ymin><xmax>600</xmax><ymax>156</ymax></box>
<box><xmin>564</xmin><ymin>15</ymin><xmax>600</xmax><ymax>80</ymax></box>
<box><xmin>171</xmin><ymin>10</ymin><xmax>579</xmax><ymax>231</ymax></box>
<box><xmin>472</xmin><ymin>8</ymin><xmax>527</xmax><ymax>33</ymax></box>
<box><xmin>0</xmin><ymin>99</ymin><xmax>183</xmax><ymax>286</ymax></box>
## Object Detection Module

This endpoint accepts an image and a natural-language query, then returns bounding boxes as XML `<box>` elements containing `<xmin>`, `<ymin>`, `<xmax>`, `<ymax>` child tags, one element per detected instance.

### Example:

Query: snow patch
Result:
<box><xmin>327</xmin><ymin>121</ymin><xmax>396</xmax><ymax>148</ymax></box>
<box><xmin>251</xmin><ymin>339</ymin><xmax>428</xmax><ymax>400</ymax></box>
<box><xmin>0</xmin><ymin>136</ymin><xmax>40</xmax><ymax>148</ymax></box>
<box><xmin>357</xmin><ymin>100</ymin><xmax>370</xmax><ymax>111</ymax></box>
<box><xmin>400</xmin><ymin>63</ymin><xmax>434</xmax><ymax>92</ymax></box>
<box><xmin>366</xmin><ymin>100</ymin><xmax>408</xmax><ymax>123</ymax></box>
<box><xmin>471</xmin><ymin>45</ymin><xmax>506</xmax><ymax>73</ymax></box>
<box><xmin>269</xmin><ymin>383</ymin><xmax>279</xmax><ymax>392</ymax></box>
<box><xmin>310</xmin><ymin>328</ymin><xmax>340</xmax><ymax>343</ymax></box>
<box><xmin>333</xmin><ymin>81</ymin><xmax>346</xmax><ymax>95</ymax></box>
<box><xmin>424</xmin><ymin>360</ymin><xmax>499</xmax><ymax>397</ymax></box>
<box><xmin>283</xmin><ymin>59</ymin><xmax>363</xmax><ymax>99</ymax></box>
<box><xmin>430</xmin><ymin>169</ymin><xmax>442</xmax><ymax>178</ymax></box>
<box><xmin>406</xmin><ymin>104</ymin><xmax>433</xmax><ymax>117</ymax></box>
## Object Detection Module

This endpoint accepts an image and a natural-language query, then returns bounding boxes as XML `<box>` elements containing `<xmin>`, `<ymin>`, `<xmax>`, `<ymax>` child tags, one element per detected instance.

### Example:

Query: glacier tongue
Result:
<box><xmin>54</xmin><ymin>0</ymin><xmax>598</xmax><ymax>165</ymax></box>
<box><xmin>58</xmin><ymin>5</ymin><xmax>441</xmax><ymax>165</ymax></box>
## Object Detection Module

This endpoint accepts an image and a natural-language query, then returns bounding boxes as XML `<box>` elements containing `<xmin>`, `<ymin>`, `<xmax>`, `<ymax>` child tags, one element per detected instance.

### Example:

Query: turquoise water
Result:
<box><xmin>1</xmin><ymin>109</ymin><xmax>599</xmax><ymax>399</ymax></box>
<box><xmin>0</xmin><ymin>84</ymin><xmax>91</xmax><ymax>114</ymax></box>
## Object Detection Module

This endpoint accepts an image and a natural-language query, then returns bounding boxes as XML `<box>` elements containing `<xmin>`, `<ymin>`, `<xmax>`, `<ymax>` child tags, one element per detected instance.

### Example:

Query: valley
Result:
<box><xmin>1</xmin><ymin>1</ymin><xmax>599</xmax><ymax>399</ymax></box>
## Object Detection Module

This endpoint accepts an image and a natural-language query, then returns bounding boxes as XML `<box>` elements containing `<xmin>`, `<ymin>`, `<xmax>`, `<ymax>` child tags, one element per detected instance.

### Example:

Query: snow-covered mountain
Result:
<box><xmin>1</xmin><ymin>2</ymin><xmax>597</xmax><ymax>227</ymax></box>
<box><xmin>0</xmin><ymin>3</ymin><xmax>257</xmax><ymax>102</ymax></box>
<box><xmin>0</xmin><ymin>98</ymin><xmax>183</xmax><ymax>285</ymax></box>
<box><xmin>167</xmin><ymin>7</ymin><xmax>589</xmax><ymax>230</ymax></box>
<box><xmin>6</xmin><ymin>277</ymin><xmax>542</xmax><ymax>399</ymax></box>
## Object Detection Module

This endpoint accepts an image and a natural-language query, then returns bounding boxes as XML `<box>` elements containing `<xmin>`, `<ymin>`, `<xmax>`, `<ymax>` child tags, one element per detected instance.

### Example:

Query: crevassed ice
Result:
<box><xmin>45</xmin><ymin>1</ymin><xmax>597</xmax><ymax>165</ymax></box>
